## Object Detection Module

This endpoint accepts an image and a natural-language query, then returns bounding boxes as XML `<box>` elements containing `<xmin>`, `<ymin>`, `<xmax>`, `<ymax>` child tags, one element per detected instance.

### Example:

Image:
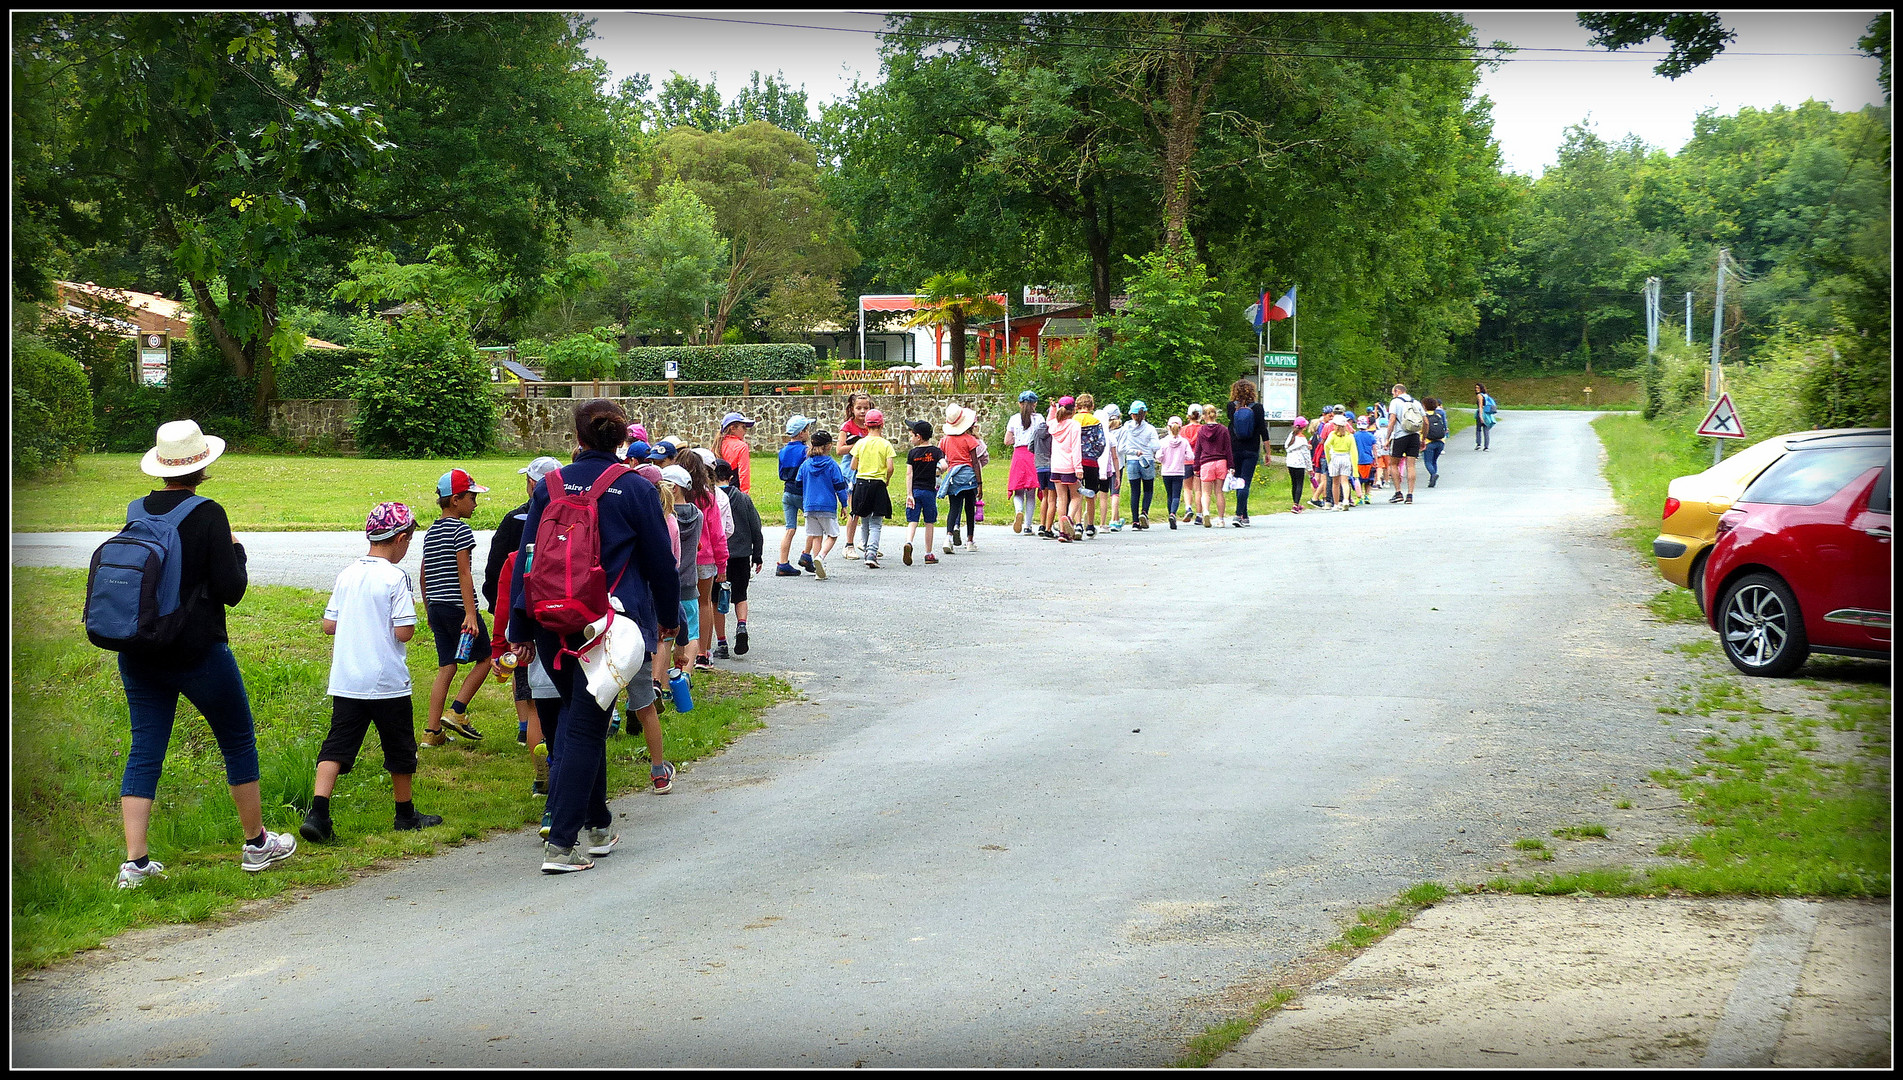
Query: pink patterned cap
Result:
<box><xmin>365</xmin><ymin>501</ymin><xmax>415</xmax><ymax>541</ymax></box>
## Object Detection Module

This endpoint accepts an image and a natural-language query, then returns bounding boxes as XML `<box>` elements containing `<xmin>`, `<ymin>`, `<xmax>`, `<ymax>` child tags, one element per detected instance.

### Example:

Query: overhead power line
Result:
<box><xmin>625</xmin><ymin>12</ymin><xmax>1867</xmax><ymax>64</ymax></box>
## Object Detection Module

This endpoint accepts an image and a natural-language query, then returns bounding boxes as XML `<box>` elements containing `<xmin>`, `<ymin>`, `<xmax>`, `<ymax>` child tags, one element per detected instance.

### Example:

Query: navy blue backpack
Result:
<box><xmin>84</xmin><ymin>495</ymin><xmax>206</xmax><ymax>651</ymax></box>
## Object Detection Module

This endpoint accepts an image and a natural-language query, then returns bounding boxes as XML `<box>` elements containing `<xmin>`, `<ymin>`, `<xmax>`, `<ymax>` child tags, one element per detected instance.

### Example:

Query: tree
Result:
<box><xmin>15</xmin><ymin>13</ymin><xmax>622</xmax><ymax>420</ymax></box>
<box><xmin>900</xmin><ymin>272</ymin><xmax>1005</xmax><ymax>392</ymax></box>
<box><xmin>1578</xmin><ymin>12</ymin><xmax>1737</xmax><ymax>78</ymax></box>
<box><xmin>653</xmin><ymin>121</ymin><xmax>855</xmax><ymax>344</ymax></box>
<box><xmin>620</xmin><ymin>181</ymin><xmax>728</xmax><ymax>344</ymax></box>
<box><xmin>755</xmin><ymin>272</ymin><xmax>846</xmax><ymax>342</ymax></box>
<box><xmin>1098</xmin><ymin>252</ymin><xmax>1233</xmax><ymax>410</ymax></box>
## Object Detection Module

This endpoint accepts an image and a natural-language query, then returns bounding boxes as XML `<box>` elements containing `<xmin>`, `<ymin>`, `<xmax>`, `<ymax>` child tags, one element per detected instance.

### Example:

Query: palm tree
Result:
<box><xmin>901</xmin><ymin>272</ymin><xmax>1005</xmax><ymax>392</ymax></box>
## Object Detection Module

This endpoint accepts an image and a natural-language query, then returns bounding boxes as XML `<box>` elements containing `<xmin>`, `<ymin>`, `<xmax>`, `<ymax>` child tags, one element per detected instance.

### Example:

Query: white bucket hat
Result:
<box><xmin>141</xmin><ymin>420</ymin><xmax>226</xmax><ymax>478</ymax></box>
<box><xmin>944</xmin><ymin>406</ymin><xmax>976</xmax><ymax>436</ymax></box>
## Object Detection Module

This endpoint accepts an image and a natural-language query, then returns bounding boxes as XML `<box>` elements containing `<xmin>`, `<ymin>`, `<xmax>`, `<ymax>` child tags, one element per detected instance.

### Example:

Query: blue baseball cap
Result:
<box><xmin>1018</xmin><ymin>390</ymin><xmax>1039</xmax><ymax>403</ymax></box>
<box><xmin>1130</xmin><ymin>400</ymin><xmax>1148</xmax><ymax>415</ymax></box>
<box><xmin>436</xmin><ymin>468</ymin><xmax>488</xmax><ymax>497</ymax></box>
<box><xmin>624</xmin><ymin>440</ymin><xmax>651</xmax><ymax>463</ymax></box>
<box><xmin>786</xmin><ymin>414</ymin><xmax>816</xmax><ymax>436</ymax></box>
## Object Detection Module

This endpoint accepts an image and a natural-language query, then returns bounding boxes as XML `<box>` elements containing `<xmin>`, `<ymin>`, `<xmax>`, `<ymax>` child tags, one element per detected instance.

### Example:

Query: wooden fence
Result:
<box><xmin>514</xmin><ymin>367</ymin><xmax>1002</xmax><ymax>399</ymax></box>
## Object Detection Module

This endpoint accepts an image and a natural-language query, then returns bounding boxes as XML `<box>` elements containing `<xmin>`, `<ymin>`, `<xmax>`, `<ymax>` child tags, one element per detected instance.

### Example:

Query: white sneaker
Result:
<box><xmin>240</xmin><ymin>830</ymin><xmax>296</xmax><ymax>872</ymax></box>
<box><xmin>585</xmin><ymin>827</ymin><xmax>619</xmax><ymax>856</ymax></box>
<box><xmin>842</xmin><ymin>545</ymin><xmax>862</xmax><ymax>561</ymax></box>
<box><xmin>965</xmin><ymin>540</ymin><xmax>977</xmax><ymax>552</ymax></box>
<box><xmin>116</xmin><ymin>858</ymin><xmax>166</xmax><ymax>889</ymax></box>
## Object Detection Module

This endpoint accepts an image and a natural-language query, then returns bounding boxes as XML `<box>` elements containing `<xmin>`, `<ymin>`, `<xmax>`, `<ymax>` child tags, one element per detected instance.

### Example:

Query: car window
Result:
<box><xmin>1869</xmin><ymin>465</ymin><xmax>1891</xmax><ymax>514</ymax></box>
<box><xmin>1741</xmin><ymin>445</ymin><xmax>1892</xmax><ymax>506</ymax></box>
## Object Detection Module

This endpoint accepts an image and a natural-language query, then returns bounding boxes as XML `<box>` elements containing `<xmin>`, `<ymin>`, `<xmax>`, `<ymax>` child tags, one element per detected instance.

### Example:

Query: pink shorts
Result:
<box><xmin>1197</xmin><ymin>460</ymin><xmax>1229</xmax><ymax>483</ymax></box>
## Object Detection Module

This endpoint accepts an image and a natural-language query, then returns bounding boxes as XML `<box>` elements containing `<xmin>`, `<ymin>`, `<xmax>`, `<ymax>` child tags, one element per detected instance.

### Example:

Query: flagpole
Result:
<box><xmin>1292</xmin><ymin>284</ymin><xmax>1298</xmax><ymax>353</ymax></box>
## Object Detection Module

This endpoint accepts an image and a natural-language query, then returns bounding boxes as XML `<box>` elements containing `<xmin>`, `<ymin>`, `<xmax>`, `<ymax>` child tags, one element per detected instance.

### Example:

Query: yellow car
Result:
<box><xmin>1653</xmin><ymin>429</ymin><xmax>1860</xmax><ymax>612</ymax></box>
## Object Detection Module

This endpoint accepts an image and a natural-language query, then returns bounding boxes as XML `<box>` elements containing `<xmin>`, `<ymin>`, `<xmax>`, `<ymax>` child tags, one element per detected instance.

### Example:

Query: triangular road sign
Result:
<box><xmin>1696</xmin><ymin>392</ymin><xmax>1746</xmax><ymax>439</ymax></box>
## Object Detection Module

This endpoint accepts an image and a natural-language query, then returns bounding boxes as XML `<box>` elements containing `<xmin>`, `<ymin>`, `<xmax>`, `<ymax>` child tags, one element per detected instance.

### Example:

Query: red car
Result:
<box><xmin>1704</xmin><ymin>430</ymin><xmax>1891</xmax><ymax>677</ymax></box>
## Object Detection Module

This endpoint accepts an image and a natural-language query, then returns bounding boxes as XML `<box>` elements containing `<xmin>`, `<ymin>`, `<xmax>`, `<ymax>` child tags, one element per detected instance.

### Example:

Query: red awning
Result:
<box><xmin>860</xmin><ymin>293</ymin><xmax>1008</xmax><ymax>312</ymax></box>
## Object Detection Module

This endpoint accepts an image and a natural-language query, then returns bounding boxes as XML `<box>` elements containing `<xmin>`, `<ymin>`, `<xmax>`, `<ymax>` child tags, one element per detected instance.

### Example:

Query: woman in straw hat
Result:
<box><xmin>109</xmin><ymin>421</ymin><xmax>297</xmax><ymax>889</ymax></box>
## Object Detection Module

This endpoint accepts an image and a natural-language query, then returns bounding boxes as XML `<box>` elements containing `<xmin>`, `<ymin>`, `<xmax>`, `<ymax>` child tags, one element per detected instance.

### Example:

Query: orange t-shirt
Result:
<box><xmin>718</xmin><ymin>433</ymin><xmax>751</xmax><ymax>492</ymax></box>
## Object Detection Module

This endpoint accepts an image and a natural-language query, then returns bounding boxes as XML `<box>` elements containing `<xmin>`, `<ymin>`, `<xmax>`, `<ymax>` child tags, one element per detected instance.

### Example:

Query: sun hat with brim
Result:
<box><xmin>141</xmin><ymin>419</ymin><xmax>226</xmax><ymax>478</ymax></box>
<box><xmin>659</xmin><ymin>464</ymin><xmax>693</xmax><ymax>488</ymax></box>
<box><xmin>721</xmin><ymin>411</ymin><xmax>756</xmax><ymax>429</ymax></box>
<box><xmin>944</xmin><ymin>406</ymin><xmax>976</xmax><ymax>435</ymax></box>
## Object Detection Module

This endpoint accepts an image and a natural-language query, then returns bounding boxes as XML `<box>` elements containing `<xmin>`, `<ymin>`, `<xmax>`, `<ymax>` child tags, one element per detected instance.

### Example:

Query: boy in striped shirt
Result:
<box><xmin>420</xmin><ymin>468</ymin><xmax>493</xmax><ymax>745</ymax></box>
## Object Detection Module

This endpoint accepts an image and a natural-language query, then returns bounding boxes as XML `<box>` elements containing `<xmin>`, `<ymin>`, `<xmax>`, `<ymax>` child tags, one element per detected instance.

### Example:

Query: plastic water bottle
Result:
<box><xmin>715</xmin><ymin>580</ymin><xmax>731</xmax><ymax>615</ymax></box>
<box><xmin>455</xmin><ymin>630</ymin><xmax>474</xmax><ymax>662</ymax></box>
<box><xmin>976</xmin><ymin>496</ymin><xmax>986</xmax><ymax>523</ymax></box>
<box><xmin>667</xmin><ymin>666</ymin><xmax>694</xmax><ymax>712</ymax></box>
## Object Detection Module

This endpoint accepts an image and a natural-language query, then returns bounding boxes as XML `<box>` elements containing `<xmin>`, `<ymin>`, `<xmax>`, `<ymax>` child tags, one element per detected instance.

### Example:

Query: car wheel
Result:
<box><xmin>1690</xmin><ymin>550</ymin><xmax>1711</xmax><ymax>616</ymax></box>
<box><xmin>1717</xmin><ymin>571</ymin><xmax>1810</xmax><ymax>677</ymax></box>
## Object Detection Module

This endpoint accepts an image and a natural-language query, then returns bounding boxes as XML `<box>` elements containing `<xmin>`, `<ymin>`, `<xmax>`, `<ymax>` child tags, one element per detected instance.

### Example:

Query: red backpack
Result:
<box><xmin>524</xmin><ymin>464</ymin><xmax>630</xmax><ymax>643</ymax></box>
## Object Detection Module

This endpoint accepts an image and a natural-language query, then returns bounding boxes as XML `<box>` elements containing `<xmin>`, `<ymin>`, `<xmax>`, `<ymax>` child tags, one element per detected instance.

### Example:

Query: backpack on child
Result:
<box><xmin>1399</xmin><ymin>397</ymin><xmax>1425</xmax><ymax>434</ymax></box>
<box><xmin>84</xmin><ymin>495</ymin><xmax>208</xmax><ymax>652</ymax></box>
<box><xmin>524</xmin><ymin>464</ymin><xmax>630</xmax><ymax>642</ymax></box>
<box><xmin>1425</xmin><ymin>410</ymin><xmax>1448</xmax><ymax>441</ymax></box>
<box><xmin>1079</xmin><ymin>421</ymin><xmax>1106</xmax><ymax>464</ymax></box>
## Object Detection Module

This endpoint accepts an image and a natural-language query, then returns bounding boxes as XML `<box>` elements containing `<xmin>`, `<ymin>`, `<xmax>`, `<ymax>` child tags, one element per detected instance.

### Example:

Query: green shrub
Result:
<box><xmin>347</xmin><ymin>313</ymin><xmax>498</xmax><ymax>458</ymax></box>
<box><xmin>1804</xmin><ymin>332</ymin><xmax>1890</xmax><ymax>429</ymax></box>
<box><xmin>92</xmin><ymin>380</ymin><xmax>172</xmax><ymax>452</ymax></box>
<box><xmin>11</xmin><ymin>336</ymin><xmax>95</xmax><ymax>477</ymax></box>
<box><xmin>166</xmin><ymin>345</ymin><xmax>261</xmax><ymax>444</ymax></box>
<box><xmin>275</xmin><ymin>348</ymin><xmax>371</xmax><ymax>399</ymax></box>
<box><xmin>616</xmin><ymin>343</ymin><xmax>818</xmax><ymax>394</ymax></box>
<box><xmin>541</xmin><ymin>328</ymin><xmax>622</xmax><ymax>398</ymax></box>
<box><xmin>1098</xmin><ymin>252</ymin><xmax>1242</xmax><ymax>411</ymax></box>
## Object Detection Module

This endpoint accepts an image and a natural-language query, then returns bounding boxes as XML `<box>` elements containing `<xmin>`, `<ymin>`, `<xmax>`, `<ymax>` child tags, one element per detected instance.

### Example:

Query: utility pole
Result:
<box><xmin>1644</xmin><ymin>277</ymin><xmax>1661</xmax><ymax>357</ymax></box>
<box><xmin>1685</xmin><ymin>291</ymin><xmax>1693</xmax><ymax>346</ymax></box>
<box><xmin>1710</xmin><ymin>250</ymin><xmax>1727</xmax><ymax>465</ymax></box>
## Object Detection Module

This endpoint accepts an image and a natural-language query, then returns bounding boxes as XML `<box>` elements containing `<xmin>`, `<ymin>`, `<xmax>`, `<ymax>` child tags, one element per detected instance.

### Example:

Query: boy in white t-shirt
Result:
<box><xmin>300</xmin><ymin>503</ymin><xmax>444</xmax><ymax>843</ymax></box>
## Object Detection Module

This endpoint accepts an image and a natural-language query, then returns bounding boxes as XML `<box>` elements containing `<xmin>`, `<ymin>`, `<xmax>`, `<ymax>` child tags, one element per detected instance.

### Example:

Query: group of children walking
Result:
<box><xmin>1279</xmin><ymin>385</ymin><xmax>1452</xmax><ymax>512</ymax></box>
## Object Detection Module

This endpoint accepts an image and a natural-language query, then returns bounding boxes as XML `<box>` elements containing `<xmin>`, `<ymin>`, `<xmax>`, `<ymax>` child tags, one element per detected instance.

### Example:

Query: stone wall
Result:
<box><xmin>270</xmin><ymin>398</ymin><xmax>358</xmax><ymax>452</ymax></box>
<box><xmin>272</xmin><ymin>393</ymin><xmax>1015</xmax><ymax>456</ymax></box>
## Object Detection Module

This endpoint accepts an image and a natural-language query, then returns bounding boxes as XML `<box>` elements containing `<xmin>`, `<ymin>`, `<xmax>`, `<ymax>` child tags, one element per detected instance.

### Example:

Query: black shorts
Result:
<box><xmin>513</xmin><ymin>662</ymin><xmax>531</xmax><ymax>702</ymax></box>
<box><xmin>1037</xmin><ymin>468</ymin><xmax>1053</xmax><ymax>492</ymax></box>
<box><xmin>320</xmin><ymin>695</ymin><xmax>418</xmax><ymax>776</ymax></box>
<box><xmin>850</xmin><ymin>478</ymin><xmax>892</xmax><ymax>519</ymax></box>
<box><xmin>1391</xmin><ymin>433</ymin><xmax>1422</xmax><ymax>458</ymax></box>
<box><xmin>426</xmin><ymin>602</ymin><xmax>490</xmax><ymax>667</ymax></box>
<box><xmin>726</xmin><ymin>555</ymin><xmax>752</xmax><ymax>604</ymax></box>
<box><xmin>1081</xmin><ymin>464</ymin><xmax>1102</xmax><ymax>494</ymax></box>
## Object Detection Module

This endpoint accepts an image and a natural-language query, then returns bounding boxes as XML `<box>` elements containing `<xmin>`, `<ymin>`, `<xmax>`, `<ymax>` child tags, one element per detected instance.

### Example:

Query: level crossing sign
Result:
<box><xmin>1696</xmin><ymin>392</ymin><xmax>1745</xmax><ymax>439</ymax></box>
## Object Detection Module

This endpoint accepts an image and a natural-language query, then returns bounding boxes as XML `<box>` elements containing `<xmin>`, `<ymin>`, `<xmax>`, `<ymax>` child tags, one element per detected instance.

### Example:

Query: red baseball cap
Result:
<box><xmin>436</xmin><ymin>468</ymin><xmax>489</xmax><ymax>497</ymax></box>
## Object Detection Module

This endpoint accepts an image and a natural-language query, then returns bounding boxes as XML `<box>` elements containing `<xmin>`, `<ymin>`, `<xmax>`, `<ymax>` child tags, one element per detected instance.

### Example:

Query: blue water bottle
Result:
<box><xmin>667</xmin><ymin>666</ymin><xmax>694</xmax><ymax>712</ymax></box>
<box><xmin>455</xmin><ymin>630</ymin><xmax>474</xmax><ymax>662</ymax></box>
<box><xmin>715</xmin><ymin>580</ymin><xmax>731</xmax><ymax>615</ymax></box>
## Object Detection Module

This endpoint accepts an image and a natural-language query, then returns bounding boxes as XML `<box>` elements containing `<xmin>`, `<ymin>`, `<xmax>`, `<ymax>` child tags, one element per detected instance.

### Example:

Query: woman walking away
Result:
<box><xmin>1005</xmin><ymin>391</ymin><xmax>1044</xmax><ymax>535</ymax></box>
<box><xmin>101</xmin><ymin>420</ymin><xmax>296</xmax><ymax>887</ymax></box>
<box><xmin>509</xmin><ymin>399</ymin><xmax>678</xmax><ymax>873</ymax></box>
<box><xmin>1475</xmin><ymin>382</ymin><xmax>1497</xmax><ymax>450</ymax></box>
<box><xmin>1157</xmin><ymin>416</ymin><xmax>1192</xmax><ymax>528</ymax></box>
<box><xmin>1123</xmin><ymin>402</ymin><xmax>1159</xmax><ymax>528</ymax></box>
<box><xmin>1179</xmin><ymin>405</ymin><xmax>1204</xmax><ymax>525</ymax></box>
<box><xmin>1194</xmin><ymin>403</ymin><xmax>1235</xmax><ymax>527</ymax></box>
<box><xmin>1226</xmin><ymin>380</ymin><xmax>1266</xmax><ymax>526</ymax></box>
<box><xmin>1046</xmin><ymin>396</ymin><xmax>1083</xmax><ymax>541</ymax></box>
<box><xmin>1284</xmin><ymin>417</ymin><xmax>1311</xmax><ymax>513</ymax></box>
<box><xmin>1420</xmin><ymin>397</ymin><xmax>1449</xmax><ymax>487</ymax></box>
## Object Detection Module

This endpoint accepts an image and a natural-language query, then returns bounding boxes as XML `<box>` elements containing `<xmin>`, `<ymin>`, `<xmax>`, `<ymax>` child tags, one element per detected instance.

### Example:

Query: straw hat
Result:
<box><xmin>944</xmin><ymin>405</ymin><xmax>976</xmax><ymax>436</ymax></box>
<box><xmin>141</xmin><ymin>420</ymin><xmax>226</xmax><ymax>478</ymax></box>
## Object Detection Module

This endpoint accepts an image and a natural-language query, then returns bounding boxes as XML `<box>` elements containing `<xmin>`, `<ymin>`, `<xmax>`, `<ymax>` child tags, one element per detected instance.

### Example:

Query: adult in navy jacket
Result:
<box><xmin>508</xmin><ymin>399</ymin><xmax>679</xmax><ymax>872</ymax></box>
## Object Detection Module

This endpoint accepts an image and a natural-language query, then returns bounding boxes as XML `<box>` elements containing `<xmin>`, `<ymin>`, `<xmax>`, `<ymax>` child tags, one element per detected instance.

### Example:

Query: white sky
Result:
<box><xmin>583</xmin><ymin>10</ymin><xmax>1887</xmax><ymax>176</ymax></box>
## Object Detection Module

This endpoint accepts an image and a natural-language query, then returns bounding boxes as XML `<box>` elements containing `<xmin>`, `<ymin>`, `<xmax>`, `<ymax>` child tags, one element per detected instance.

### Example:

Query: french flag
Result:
<box><xmin>1264</xmin><ymin>286</ymin><xmax>1296</xmax><ymax>322</ymax></box>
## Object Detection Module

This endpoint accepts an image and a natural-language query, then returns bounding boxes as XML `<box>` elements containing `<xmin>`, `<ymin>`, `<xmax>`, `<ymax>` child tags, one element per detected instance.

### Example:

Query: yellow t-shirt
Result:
<box><xmin>1324</xmin><ymin>428</ymin><xmax>1356</xmax><ymax>457</ymax></box>
<box><xmin>850</xmin><ymin>433</ymin><xmax>895</xmax><ymax>481</ymax></box>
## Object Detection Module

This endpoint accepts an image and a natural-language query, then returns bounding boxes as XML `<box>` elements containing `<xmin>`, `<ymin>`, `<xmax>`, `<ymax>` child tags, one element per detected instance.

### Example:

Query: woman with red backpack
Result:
<box><xmin>507</xmin><ymin>399</ymin><xmax>680</xmax><ymax>874</ymax></box>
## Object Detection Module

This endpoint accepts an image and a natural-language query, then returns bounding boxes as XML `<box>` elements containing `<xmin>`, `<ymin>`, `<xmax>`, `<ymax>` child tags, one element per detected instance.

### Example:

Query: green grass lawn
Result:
<box><xmin>9</xmin><ymin>566</ymin><xmax>794</xmax><ymax>972</ymax></box>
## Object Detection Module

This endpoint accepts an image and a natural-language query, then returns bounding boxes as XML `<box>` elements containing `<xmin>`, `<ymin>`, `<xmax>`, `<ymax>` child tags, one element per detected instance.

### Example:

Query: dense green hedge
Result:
<box><xmin>11</xmin><ymin>336</ymin><xmax>95</xmax><ymax>478</ymax></box>
<box><xmin>540</xmin><ymin>331</ymin><xmax>622</xmax><ymax>398</ymax></box>
<box><xmin>276</xmin><ymin>348</ymin><xmax>372</xmax><ymax>399</ymax></box>
<box><xmin>347</xmin><ymin>314</ymin><xmax>497</xmax><ymax>457</ymax></box>
<box><xmin>615</xmin><ymin>343</ymin><xmax>818</xmax><ymax>393</ymax></box>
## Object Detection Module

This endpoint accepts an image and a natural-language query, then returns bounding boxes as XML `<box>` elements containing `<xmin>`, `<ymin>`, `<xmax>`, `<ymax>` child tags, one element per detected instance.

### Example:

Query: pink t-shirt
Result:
<box><xmin>1157</xmin><ymin>435</ymin><xmax>1193</xmax><ymax>476</ymax></box>
<box><xmin>1048</xmin><ymin>417</ymin><xmax>1081</xmax><ymax>474</ymax></box>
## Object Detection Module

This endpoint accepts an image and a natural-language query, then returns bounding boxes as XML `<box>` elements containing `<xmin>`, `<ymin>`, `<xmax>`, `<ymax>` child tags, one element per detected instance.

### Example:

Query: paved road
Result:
<box><xmin>13</xmin><ymin>413</ymin><xmax>1697</xmax><ymax>1067</ymax></box>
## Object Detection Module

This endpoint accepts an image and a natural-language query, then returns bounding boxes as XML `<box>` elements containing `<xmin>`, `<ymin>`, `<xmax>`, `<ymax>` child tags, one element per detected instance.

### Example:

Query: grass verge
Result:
<box><xmin>10</xmin><ymin>567</ymin><xmax>795</xmax><ymax>973</ymax></box>
<box><xmin>1173</xmin><ymin>881</ymin><xmax>1451</xmax><ymax>1067</ymax></box>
